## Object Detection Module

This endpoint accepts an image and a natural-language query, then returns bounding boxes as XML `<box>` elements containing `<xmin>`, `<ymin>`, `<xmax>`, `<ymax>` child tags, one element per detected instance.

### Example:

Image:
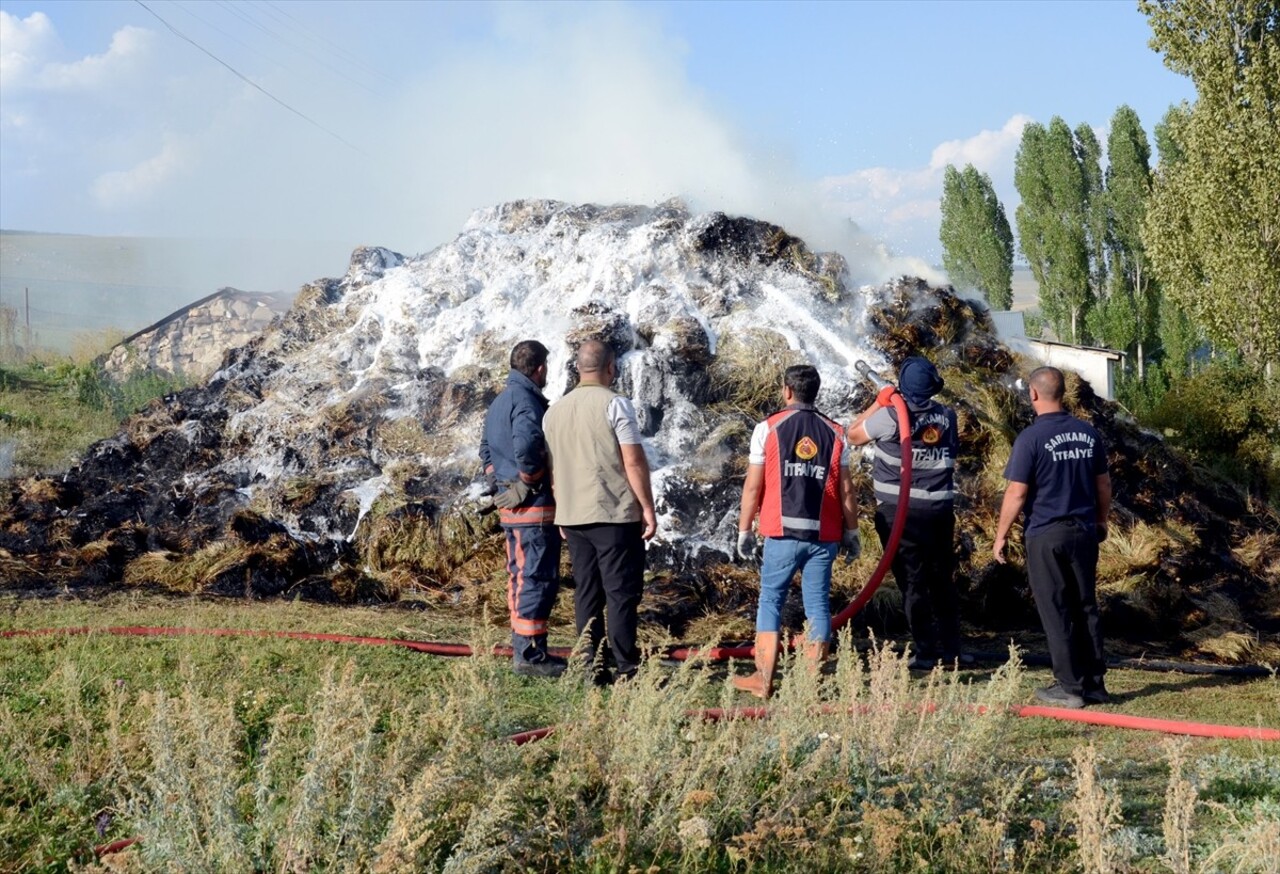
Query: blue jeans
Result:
<box><xmin>755</xmin><ymin>537</ymin><xmax>837</xmax><ymax>642</ymax></box>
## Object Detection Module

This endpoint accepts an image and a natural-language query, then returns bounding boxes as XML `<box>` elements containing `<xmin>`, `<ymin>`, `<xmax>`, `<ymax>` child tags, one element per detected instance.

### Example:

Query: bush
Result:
<box><xmin>0</xmin><ymin>360</ymin><xmax>189</xmax><ymax>476</ymax></box>
<box><xmin>59</xmin><ymin>362</ymin><xmax>188</xmax><ymax>418</ymax></box>
<box><xmin>1147</xmin><ymin>360</ymin><xmax>1280</xmax><ymax>506</ymax></box>
<box><xmin>1114</xmin><ymin>364</ymin><xmax>1170</xmax><ymax>419</ymax></box>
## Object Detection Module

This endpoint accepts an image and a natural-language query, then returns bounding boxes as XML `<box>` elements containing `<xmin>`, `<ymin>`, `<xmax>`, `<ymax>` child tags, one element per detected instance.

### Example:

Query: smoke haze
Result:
<box><xmin>1</xmin><ymin>1</ymin><xmax>938</xmax><ymax>332</ymax></box>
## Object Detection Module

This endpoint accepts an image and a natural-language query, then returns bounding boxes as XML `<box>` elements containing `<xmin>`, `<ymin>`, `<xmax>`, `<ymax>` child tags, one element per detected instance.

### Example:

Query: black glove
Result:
<box><xmin>493</xmin><ymin>480</ymin><xmax>532</xmax><ymax>509</ymax></box>
<box><xmin>840</xmin><ymin>528</ymin><xmax>861</xmax><ymax>564</ymax></box>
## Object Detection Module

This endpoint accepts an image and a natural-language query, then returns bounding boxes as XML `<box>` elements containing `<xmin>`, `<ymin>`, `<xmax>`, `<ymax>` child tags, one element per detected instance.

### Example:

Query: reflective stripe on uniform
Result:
<box><xmin>874</xmin><ymin>446</ymin><xmax>954</xmax><ymax>470</ymax></box>
<box><xmin>873</xmin><ymin>479</ymin><xmax>956</xmax><ymax>502</ymax></box>
<box><xmin>780</xmin><ymin>515</ymin><xmax>821</xmax><ymax>531</ymax></box>
<box><xmin>512</xmin><ymin>617</ymin><xmax>548</xmax><ymax>636</ymax></box>
<box><xmin>500</xmin><ymin>505</ymin><xmax>557</xmax><ymax>526</ymax></box>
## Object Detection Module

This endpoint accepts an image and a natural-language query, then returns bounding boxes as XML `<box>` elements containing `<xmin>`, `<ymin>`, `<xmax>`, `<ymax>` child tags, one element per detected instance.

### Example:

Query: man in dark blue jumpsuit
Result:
<box><xmin>847</xmin><ymin>356</ymin><xmax>964</xmax><ymax>669</ymax></box>
<box><xmin>994</xmin><ymin>366</ymin><xmax>1112</xmax><ymax>708</ymax></box>
<box><xmin>480</xmin><ymin>340</ymin><xmax>566</xmax><ymax>677</ymax></box>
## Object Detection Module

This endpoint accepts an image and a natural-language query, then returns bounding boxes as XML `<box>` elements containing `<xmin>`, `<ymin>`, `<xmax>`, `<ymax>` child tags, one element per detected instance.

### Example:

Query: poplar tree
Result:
<box><xmin>1015</xmin><ymin>118</ymin><xmax>1092</xmax><ymax>343</ymax></box>
<box><xmin>1105</xmin><ymin>105</ymin><xmax>1159</xmax><ymax>378</ymax></box>
<box><xmin>1140</xmin><ymin>0</ymin><xmax>1280</xmax><ymax>373</ymax></box>
<box><xmin>1076</xmin><ymin>123</ymin><xmax>1110</xmax><ymax>305</ymax></box>
<box><xmin>938</xmin><ymin>164</ymin><xmax>1015</xmax><ymax>309</ymax></box>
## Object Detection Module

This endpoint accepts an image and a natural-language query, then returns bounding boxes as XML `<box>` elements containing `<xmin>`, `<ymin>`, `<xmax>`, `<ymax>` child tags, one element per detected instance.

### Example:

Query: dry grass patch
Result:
<box><xmin>682</xmin><ymin>610</ymin><xmax>755</xmax><ymax>644</ymax></box>
<box><xmin>708</xmin><ymin>328</ymin><xmax>804</xmax><ymax>419</ymax></box>
<box><xmin>1186</xmin><ymin>623</ymin><xmax>1280</xmax><ymax>665</ymax></box>
<box><xmin>123</xmin><ymin>541</ymin><xmax>258</xmax><ymax>593</ymax></box>
<box><xmin>1233</xmin><ymin>530</ymin><xmax>1280</xmax><ymax>580</ymax></box>
<box><xmin>1097</xmin><ymin>521</ymin><xmax>1174</xmax><ymax>585</ymax></box>
<box><xmin>374</xmin><ymin>415</ymin><xmax>436</xmax><ymax>457</ymax></box>
<box><xmin>360</xmin><ymin>507</ymin><xmax>507</xmax><ymax>599</ymax></box>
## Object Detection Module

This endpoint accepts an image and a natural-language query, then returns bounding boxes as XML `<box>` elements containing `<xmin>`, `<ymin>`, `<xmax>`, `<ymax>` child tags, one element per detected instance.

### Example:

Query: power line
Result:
<box><xmin>208</xmin><ymin>0</ymin><xmax>385</xmax><ymax>98</ymax></box>
<box><xmin>133</xmin><ymin>0</ymin><xmax>368</xmax><ymax>156</ymax></box>
<box><xmin>258</xmin><ymin>0</ymin><xmax>396</xmax><ymax>86</ymax></box>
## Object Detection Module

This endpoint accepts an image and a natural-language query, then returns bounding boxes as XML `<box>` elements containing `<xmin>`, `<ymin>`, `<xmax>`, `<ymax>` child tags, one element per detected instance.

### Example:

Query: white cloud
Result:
<box><xmin>819</xmin><ymin>115</ymin><xmax>1032</xmax><ymax>262</ymax></box>
<box><xmin>0</xmin><ymin>13</ymin><xmax>150</xmax><ymax>93</ymax></box>
<box><xmin>0</xmin><ymin>11</ymin><xmax>57</xmax><ymax>88</ymax></box>
<box><xmin>37</xmin><ymin>25</ymin><xmax>152</xmax><ymax>90</ymax></box>
<box><xmin>928</xmin><ymin>114</ymin><xmax>1032</xmax><ymax>173</ymax></box>
<box><xmin>91</xmin><ymin>135</ymin><xmax>192</xmax><ymax>208</ymax></box>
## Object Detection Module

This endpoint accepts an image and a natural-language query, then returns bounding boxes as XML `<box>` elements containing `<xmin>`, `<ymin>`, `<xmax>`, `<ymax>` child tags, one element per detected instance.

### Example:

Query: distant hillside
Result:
<box><xmin>1010</xmin><ymin>266</ymin><xmax>1038</xmax><ymax>312</ymax></box>
<box><xmin>0</xmin><ymin>231</ymin><xmax>351</xmax><ymax>354</ymax></box>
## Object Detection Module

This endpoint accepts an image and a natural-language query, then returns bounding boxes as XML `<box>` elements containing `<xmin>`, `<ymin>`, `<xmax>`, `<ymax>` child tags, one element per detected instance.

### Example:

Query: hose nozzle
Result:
<box><xmin>854</xmin><ymin>360</ymin><xmax>891</xmax><ymax>391</ymax></box>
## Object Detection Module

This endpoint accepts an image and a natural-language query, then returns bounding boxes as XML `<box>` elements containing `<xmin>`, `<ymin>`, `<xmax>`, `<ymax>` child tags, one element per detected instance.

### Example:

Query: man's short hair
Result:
<box><xmin>784</xmin><ymin>364</ymin><xmax>821</xmax><ymax>404</ymax></box>
<box><xmin>1029</xmin><ymin>366</ymin><xmax>1065</xmax><ymax>402</ymax></box>
<box><xmin>576</xmin><ymin>339</ymin><xmax>615</xmax><ymax>375</ymax></box>
<box><xmin>510</xmin><ymin>340</ymin><xmax>549</xmax><ymax>377</ymax></box>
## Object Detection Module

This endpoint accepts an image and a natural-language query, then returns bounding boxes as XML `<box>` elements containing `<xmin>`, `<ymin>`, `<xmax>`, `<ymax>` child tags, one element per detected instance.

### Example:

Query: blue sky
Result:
<box><xmin>0</xmin><ymin>0</ymin><xmax>1195</xmax><ymax>283</ymax></box>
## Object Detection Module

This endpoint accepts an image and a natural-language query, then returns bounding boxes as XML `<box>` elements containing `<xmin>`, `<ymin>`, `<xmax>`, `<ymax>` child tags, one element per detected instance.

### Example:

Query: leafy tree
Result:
<box><xmin>1140</xmin><ymin>0</ymin><xmax>1280</xmax><ymax>373</ymax></box>
<box><xmin>1076</xmin><ymin>123</ymin><xmax>1110</xmax><ymax>305</ymax></box>
<box><xmin>1158</xmin><ymin>292</ymin><xmax>1201</xmax><ymax>378</ymax></box>
<box><xmin>1153</xmin><ymin>102</ymin><xmax>1189</xmax><ymax>166</ymax></box>
<box><xmin>938</xmin><ymin>164</ymin><xmax>1015</xmax><ymax>309</ymax></box>
<box><xmin>1105</xmin><ymin>105</ymin><xmax>1159</xmax><ymax>378</ymax></box>
<box><xmin>1014</xmin><ymin>118</ymin><xmax>1092</xmax><ymax>343</ymax></box>
<box><xmin>1085</xmin><ymin>285</ymin><xmax>1137</xmax><ymax>357</ymax></box>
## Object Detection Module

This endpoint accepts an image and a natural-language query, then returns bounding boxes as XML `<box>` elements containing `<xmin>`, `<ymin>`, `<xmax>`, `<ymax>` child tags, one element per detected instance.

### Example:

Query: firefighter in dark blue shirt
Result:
<box><xmin>479</xmin><ymin>340</ymin><xmax>566</xmax><ymax>677</ymax></box>
<box><xmin>847</xmin><ymin>356</ymin><xmax>965</xmax><ymax>669</ymax></box>
<box><xmin>994</xmin><ymin>366</ymin><xmax>1112</xmax><ymax>709</ymax></box>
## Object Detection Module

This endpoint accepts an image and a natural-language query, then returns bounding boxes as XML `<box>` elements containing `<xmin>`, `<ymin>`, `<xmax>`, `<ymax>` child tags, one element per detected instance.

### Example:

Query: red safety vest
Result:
<box><xmin>758</xmin><ymin>406</ymin><xmax>845</xmax><ymax>542</ymax></box>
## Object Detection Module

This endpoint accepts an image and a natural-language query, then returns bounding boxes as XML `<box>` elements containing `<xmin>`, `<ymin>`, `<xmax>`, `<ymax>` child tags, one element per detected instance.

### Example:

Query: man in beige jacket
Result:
<box><xmin>544</xmin><ymin>339</ymin><xmax>658</xmax><ymax>685</ymax></box>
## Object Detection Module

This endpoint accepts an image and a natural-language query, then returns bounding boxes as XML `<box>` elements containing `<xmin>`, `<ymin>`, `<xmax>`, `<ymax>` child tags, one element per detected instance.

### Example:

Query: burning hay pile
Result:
<box><xmin>0</xmin><ymin>200</ymin><xmax>1276</xmax><ymax>663</ymax></box>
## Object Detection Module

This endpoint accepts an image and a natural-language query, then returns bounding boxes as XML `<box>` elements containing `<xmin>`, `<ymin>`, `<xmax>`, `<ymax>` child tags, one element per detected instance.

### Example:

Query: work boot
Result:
<box><xmin>907</xmin><ymin>646</ymin><xmax>940</xmax><ymax>670</ymax></box>
<box><xmin>513</xmin><ymin>653</ymin><xmax>568</xmax><ymax>679</ymax></box>
<box><xmin>732</xmin><ymin>631</ymin><xmax>780</xmax><ymax>700</ymax></box>
<box><xmin>1082</xmin><ymin>685</ymin><xmax>1111</xmax><ymax>705</ymax></box>
<box><xmin>1033</xmin><ymin>682</ymin><xmax>1085</xmax><ymax>709</ymax></box>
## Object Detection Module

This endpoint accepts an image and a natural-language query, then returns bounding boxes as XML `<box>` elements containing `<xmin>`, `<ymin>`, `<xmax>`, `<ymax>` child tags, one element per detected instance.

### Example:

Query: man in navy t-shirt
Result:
<box><xmin>994</xmin><ymin>366</ymin><xmax>1112</xmax><ymax>709</ymax></box>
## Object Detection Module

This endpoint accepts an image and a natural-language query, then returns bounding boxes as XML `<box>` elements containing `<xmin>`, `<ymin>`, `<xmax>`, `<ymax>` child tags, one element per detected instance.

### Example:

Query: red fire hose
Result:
<box><xmin>668</xmin><ymin>374</ymin><xmax>915</xmax><ymax>661</ymax></box>
<box><xmin>6</xmin><ymin>371</ymin><xmax>1273</xmax><ymax>860</ymax></box>
<box><xmin>833</xmin><ymin>382</ymin><xmax>912</xmax><ymax>629</ymax></box>
<box><xmin>4</xmin><ymin>620</ymin><xmax>1275</xmax><ymax>860</ymax></box>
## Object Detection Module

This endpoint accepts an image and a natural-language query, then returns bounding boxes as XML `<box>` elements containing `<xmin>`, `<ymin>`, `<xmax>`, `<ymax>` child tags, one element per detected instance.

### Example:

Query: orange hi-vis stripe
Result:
<box><xmin>512</xmin><ymin>617</ymin><xmax>548</xmax><ymax>636</ymax></box>
<box><xmin>510</xmin><ymin>528</ymin><xmax>528</xmax><ymax>632</ymax></box>
<box><xmin>500</xmin><ymin>505</ymin><xmax>557</xmax><ymax>526</ymax></box>
<box><xmin>508</xmin><ymin>529</ymin><xmax>548</xmax><ymax>637</ymax></box>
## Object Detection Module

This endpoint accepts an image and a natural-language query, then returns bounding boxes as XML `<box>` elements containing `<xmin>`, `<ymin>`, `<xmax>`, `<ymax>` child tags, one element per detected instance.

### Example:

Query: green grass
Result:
<box><xmin>1</xmin><ymin>593</ymin><xmax>1277</xmax><ymax>872</ymax></box>
<box><xmin>0</xmin><ymin>360</ymin><xmax>187</xmax><ymax>477</ymax></box>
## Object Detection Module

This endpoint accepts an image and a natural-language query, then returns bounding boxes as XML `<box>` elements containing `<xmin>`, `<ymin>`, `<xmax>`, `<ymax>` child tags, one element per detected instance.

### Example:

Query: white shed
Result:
<box><xmin>989</xmin><ymin>311</ymin><xmax>1126</xmax><ymax>400</ymax></box>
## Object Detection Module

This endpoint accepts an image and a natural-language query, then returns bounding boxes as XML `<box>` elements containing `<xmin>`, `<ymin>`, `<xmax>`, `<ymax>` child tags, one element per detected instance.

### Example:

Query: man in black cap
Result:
<box><xmin>846</xmin><ymin>356</ymin><xmax>965</xmax><ymax>668</ymax></box>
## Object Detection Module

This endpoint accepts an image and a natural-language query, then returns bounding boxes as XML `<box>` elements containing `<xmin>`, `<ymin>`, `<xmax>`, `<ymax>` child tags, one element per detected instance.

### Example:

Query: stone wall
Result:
<box><xmin>102</xmin><ymin>288</ymin><xmax>291</xmax><ymax>381</ymax></box>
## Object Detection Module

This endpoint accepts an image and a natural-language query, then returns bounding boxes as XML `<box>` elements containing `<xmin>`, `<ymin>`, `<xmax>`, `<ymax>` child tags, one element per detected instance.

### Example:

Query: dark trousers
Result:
<box><xmin>1026</xmin><ymin>520</ymin><xmax>1105</xmax><ymax>696</ymax></box>
<box><xmin>564</xmin><ymin>522</ymin><xmax>645</xmax><ymax>676</ymax></box>
<box><xmin>874</xmin><ymin>504</ymin><xmax>959</xmax><ymax>656</ymax></box>
<box><xmin>503</xmin><ymin>524</ymin><xmax>562</xmax><ymax>663</ymax></box>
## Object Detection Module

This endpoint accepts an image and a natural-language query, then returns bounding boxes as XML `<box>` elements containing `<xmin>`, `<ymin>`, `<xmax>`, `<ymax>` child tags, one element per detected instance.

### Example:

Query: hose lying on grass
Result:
<box><xmin>5</xmin><ymin>376</ymin><xmax>1274</xmax><ymax>861</ymax></box>
<box><xmin>5</xmin><ymin>617</ymin><xmax>1276</xmax><ymax>861</ymax></box>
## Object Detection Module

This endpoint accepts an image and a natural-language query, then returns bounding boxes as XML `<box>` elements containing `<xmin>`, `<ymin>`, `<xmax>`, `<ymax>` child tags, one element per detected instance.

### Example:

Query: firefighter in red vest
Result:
<box><xmin>733</xmin><ymin>364</ymin><xmax>861</xmax><ymax>699</ymax></box>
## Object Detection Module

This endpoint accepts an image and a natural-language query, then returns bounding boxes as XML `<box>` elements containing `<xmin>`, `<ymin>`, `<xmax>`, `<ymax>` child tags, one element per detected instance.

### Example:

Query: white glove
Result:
<box><xmin>840</xmin><ymin>528</ymin><xmax>861</xmax><ymax>564</ymax></box>
<box><xmin>736</xmin><ymin>530</ymin><xmax>757</xmax><ymax>562</ymax></box>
